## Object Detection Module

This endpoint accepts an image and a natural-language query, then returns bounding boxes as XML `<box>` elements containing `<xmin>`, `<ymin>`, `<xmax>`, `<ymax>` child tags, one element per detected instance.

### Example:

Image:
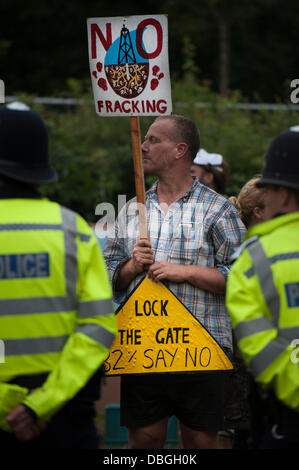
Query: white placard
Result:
<box><xmin>87</xmin><ymin>15</ymin><xmax>172</xmax><ymax>117</ymax></box>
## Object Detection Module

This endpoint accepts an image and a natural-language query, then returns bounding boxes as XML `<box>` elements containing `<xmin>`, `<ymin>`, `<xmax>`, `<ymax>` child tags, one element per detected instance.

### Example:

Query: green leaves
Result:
<box><xmin>31</xmin><ymin>71</ymin><xmax>299</xmax><ymax>220</ymax></box>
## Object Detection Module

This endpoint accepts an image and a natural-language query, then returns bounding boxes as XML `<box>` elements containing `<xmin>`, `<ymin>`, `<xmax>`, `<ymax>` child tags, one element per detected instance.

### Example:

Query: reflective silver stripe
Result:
<box><xmin>0</xmin><ymin>223</ymin><xmax>62</xmax><ymax>231</ymax></box>
<box><xmin>0</xmin><ymin>296</ymin><xmax>73</xmax><ymax>316</ymax></box>
<box><xmin>234</xmin><ymin>317</ymin><xmax>274</xmax><ymax>341</ymax></box>
<box><xmin>76</xmin><ymin>323</ymin><xmax>115</xmax><ymax>349</ymax></box>
<box><xmin>271</xmin><ymin>252</ymin><xmax>299</xmax><ymax>263</ymax></box>
<box><xmin>61</xmin><ymin>206</ymin><xmax>78</xmax><ymax>307</ymax></box>
<box><xmin>249</xmin><ymin>339</ymin><xmax>289</xmax><ymax>378</ymax></box>
<box><xmin>279</xmin><ymin>326</ymin><xmax>299</xmax><ymax>342</ymax></box>
<box><xmin>78</xmin><ymin>233</ymin><xmax>91</xmax><ymax>242</ymax></box>
<box><xmin>234</xmin><ymin>317</ymin><xmax>299</xmax><ymax>344</ymax></box>
<box><xmin>247</xmin><ymin>240</ymin><xmax>280</xmax><ymax>327</ymax></box>
<box><xmin>4</xmin><ymin>335</ymin><xmax>69</xmax><ymax>356</ymax></box>
<box><xmin>245</xmin><ymin>251</ymin><xmax>299</xmax><ymax>278</ymax></box>
<box><xmin>230</xmin><ymin>235</ymin><xmax>259</xmax><ymax>263</ymax></box>
<box><xmin>78</xmin><ymin>299</ymin><xmax>114</xmax><ymax>318</ymax></box>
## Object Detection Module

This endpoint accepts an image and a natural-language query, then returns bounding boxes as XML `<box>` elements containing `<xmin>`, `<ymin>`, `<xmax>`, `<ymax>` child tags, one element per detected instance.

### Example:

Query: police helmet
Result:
<box><xmin>256</xmin><ymin>126</ymin><xmax>299</xmax><ymax>190</ymax></box>
<box><xmin>0</xmin><ymin>102</ymin><xmax>57</xmax><ymax>184</ymax></box>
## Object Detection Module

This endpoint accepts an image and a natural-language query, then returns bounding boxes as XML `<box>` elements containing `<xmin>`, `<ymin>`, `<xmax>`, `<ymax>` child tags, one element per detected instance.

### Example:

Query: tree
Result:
<box><xmin>204</xmin><ymin>0</ymin><xmax>231</xmax><ymax>96</ymax></box>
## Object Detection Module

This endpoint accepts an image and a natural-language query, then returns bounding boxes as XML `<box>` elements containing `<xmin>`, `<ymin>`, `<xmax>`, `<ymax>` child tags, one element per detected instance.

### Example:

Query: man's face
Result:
<box><xmin>141</xmin><ymin>118</ymin><xmax>179</xmax><ymax>176</ymax></box>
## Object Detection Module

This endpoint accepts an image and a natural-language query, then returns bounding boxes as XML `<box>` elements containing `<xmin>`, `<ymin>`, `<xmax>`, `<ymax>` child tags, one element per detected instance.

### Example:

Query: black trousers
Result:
<box><xmin>1</xmin><ymin>368</ymin><xmax>104</xmax><ymax>449</ymax></box>
<box><xmin>249</xmin><ymin>388</ymin><xmax>299</xmax><ymax>449</ymax></box>
<box><xmin>259</xmin><ymin>423</ymin><xmax>298</xmax><ymax>449</ymax></box>
<box><xmin>0</xmin><ymin>403</ymin><xmax>100</xmax><ymax>449</ymax></box>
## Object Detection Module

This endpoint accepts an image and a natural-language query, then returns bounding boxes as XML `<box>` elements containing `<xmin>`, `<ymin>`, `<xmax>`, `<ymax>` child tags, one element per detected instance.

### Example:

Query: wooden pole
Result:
<box><xmin>130</xmin><ymin>116</ymin><xmax>148</xmax><ymax>240</ymax></box>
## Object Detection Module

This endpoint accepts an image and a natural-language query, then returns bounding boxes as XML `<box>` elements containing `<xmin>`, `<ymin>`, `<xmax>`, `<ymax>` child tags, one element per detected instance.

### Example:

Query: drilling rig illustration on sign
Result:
<box><xmin>104</xmin><ymin>23</ymin><xmax>150</xmax><ymax>98</ymax></box>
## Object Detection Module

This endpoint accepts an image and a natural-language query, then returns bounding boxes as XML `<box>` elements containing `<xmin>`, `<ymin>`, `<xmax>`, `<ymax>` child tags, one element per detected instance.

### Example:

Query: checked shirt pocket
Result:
<box><xmin>168</xmin><ymin>224</ymin><xmax>199</xmax><ymax>265</ymax></box>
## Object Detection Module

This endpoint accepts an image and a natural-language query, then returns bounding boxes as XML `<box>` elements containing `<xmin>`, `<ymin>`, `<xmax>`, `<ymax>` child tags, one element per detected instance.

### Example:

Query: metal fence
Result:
<box><xmin>5</xmin><ymin>96</ymin><xmax>299</xmax><ymax>110</ymax></box>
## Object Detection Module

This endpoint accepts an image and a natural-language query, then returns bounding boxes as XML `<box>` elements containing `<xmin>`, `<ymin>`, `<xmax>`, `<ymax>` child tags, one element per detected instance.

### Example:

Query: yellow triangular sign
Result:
<box><xmin>105</xmin><ymin>276</ymin><xmax>233</xmax><ymax>376</ymax></box>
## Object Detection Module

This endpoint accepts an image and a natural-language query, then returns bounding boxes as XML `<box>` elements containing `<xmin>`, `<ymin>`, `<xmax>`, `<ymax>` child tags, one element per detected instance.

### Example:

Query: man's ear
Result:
<box><xmin>280</xmin><ymin>186</ymin><xmax>297</xmax><ymax>211</ymax></box>
<box><xmin>253</xmin><ymin>206</ymin><xmax>264</xmax><ymax>220</ymax></box>
<box><xmin>175</xmin><ymin>142</ymin><xmax>188</xmax><ymax>159</ymax></box>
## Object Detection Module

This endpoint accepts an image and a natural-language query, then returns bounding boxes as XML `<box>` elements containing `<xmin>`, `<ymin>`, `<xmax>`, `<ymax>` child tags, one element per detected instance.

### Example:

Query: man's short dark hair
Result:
<box><xmin>156</xmin><ymin>115</ymin><xmax>200</xmax><ymax>162</ymax></box>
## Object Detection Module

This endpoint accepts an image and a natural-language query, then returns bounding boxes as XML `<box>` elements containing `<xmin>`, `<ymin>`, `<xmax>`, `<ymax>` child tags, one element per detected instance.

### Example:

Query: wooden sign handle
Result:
<box><xmin>130</xmin><ymin>116</ymin><xmax>148</xmax><ymax>240</ymax></box>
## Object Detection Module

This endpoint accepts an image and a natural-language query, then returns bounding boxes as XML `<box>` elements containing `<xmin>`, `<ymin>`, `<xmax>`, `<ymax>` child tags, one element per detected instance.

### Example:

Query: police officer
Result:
<box><xmin>226</xmin><ymin>126</ymin><xmax>299</xmax><ymax>448</ymax></box>
<box><xmin>0</xmin><ymin>102</ymin><xmax>116</xmax><ymax>448</ymax></box>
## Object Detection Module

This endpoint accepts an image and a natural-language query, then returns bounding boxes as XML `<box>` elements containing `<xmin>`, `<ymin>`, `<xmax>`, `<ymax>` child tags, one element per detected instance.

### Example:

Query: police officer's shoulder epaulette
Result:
<box><xmin>229</xmin><ymin>235</ymin><xmax>259</xmax><ymax>263</ymax></box>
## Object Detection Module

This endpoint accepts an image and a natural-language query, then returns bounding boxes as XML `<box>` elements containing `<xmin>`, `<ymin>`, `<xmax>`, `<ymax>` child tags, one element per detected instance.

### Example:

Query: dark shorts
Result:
<box><xmin>120</xmin><ymin>372</ymin><xmax>225</xmax><ymax>431</ymax></box>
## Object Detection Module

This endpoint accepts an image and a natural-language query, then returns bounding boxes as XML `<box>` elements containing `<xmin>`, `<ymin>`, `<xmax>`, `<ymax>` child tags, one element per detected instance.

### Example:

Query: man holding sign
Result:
<box><xmin>104</xmin><ymin>114</ymin><xmax>245</xmax><ymax>449</ymax></box>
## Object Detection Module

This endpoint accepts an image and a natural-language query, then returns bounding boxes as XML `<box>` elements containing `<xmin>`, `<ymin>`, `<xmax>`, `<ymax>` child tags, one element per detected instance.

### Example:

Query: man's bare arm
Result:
<box><xmin>147</xmin><ymin>261</ymin><xmax>226</xmax><ymax>294</ymax></box>
<box><xmin>115</xmin><ymin>239</ymin><xmax>154</xmax><ymax>291</ymax></box>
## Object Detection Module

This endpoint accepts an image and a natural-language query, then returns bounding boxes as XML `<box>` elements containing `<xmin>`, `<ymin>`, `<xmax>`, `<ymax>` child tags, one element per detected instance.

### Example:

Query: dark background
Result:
<box><xmin>1</xmin><ymin>0</ymin><xmax>298</xmax><ymax>102</ymax></box>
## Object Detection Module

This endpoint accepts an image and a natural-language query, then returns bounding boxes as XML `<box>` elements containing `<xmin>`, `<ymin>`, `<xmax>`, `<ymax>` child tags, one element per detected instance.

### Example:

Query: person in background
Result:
<box><xmin>190</xmin><ymin>149</ymin><xmax>246</xmax><ymax>448</ymax></box>
<box><xmin>226</xmin><ymin>127</ymin><xmax>299</xmax><ymax>448</ymax></box>
<box><xmin>229</xmin><ymin>176</ymin><xmax>268</xmax><ymax>229</ymax></box>
<box><xmin>190</xmin><ymin>148</ymin><xmax>230</xmax><ymax>195</ymax></box>
<box><xmin>191</xmin><ymin>147</ymin><xmax>233</xmax><ymax>448</ymax></box>
<box><xmin>0</xmin><ymin>102</ymin><xmax>116</xmax><ymax>448</ymax></box>
<box><xmin>227</xmin><ymin>176</ymin><xmax>269</xmax><ymax>448</ymax></box>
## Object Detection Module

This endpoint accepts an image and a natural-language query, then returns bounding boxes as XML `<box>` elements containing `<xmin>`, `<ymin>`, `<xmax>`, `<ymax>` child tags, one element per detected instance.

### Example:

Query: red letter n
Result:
<box><xmin>91</xmin><ymin>23</ymin><xmax>112</xmax><ymax>58</ymax></box>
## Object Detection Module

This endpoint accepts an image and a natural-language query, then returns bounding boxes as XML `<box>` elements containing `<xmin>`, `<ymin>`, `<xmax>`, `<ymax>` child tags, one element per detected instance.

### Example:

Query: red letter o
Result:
<box><xmin>136</xmin><ymin>19</ymin><xmax>163</xmax><ymax>60</ymax></box>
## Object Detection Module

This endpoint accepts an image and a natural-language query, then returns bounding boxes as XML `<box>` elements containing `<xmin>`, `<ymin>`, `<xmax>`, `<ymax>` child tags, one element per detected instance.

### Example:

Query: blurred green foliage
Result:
<box><xmin>23</xmin><ymin>68</ymin><xmax>298</xmax><ymax>222</ymax></box>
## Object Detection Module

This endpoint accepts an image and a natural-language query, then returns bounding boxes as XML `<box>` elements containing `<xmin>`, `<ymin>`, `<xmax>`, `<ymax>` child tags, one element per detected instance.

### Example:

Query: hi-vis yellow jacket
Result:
<box><xmin>226</xmin><ymin>212</ymin><xmax>299</xmax><ymax>412</ymax></box>
<box><xmin>0</xmin><ymin>198</ymin><xmax>116</xmax><ymax>422</ymax></box>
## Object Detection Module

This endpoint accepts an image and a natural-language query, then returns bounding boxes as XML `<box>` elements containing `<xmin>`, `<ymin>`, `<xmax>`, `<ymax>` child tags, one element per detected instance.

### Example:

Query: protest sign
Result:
<box><xmin>87</xmin><ymin>15</ymin><xmax>172</xmax><ymax>117</ymax></box>
<box><xmin>105</xmin><ymin>277</ymin><xmax>234</xmax><ymax>375</ymax></box>
<box><xmin>87</xmin><ymin>17</ymin><xmax>231</xmax><ymax>377</ymax></box>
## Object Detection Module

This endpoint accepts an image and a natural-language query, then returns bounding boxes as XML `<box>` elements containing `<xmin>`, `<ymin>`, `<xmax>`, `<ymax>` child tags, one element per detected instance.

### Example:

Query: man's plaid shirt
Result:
<box><xmin>104</xmin><ymin>178</ymin><xmax>245</xmax><ymax>351</ymax></box>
